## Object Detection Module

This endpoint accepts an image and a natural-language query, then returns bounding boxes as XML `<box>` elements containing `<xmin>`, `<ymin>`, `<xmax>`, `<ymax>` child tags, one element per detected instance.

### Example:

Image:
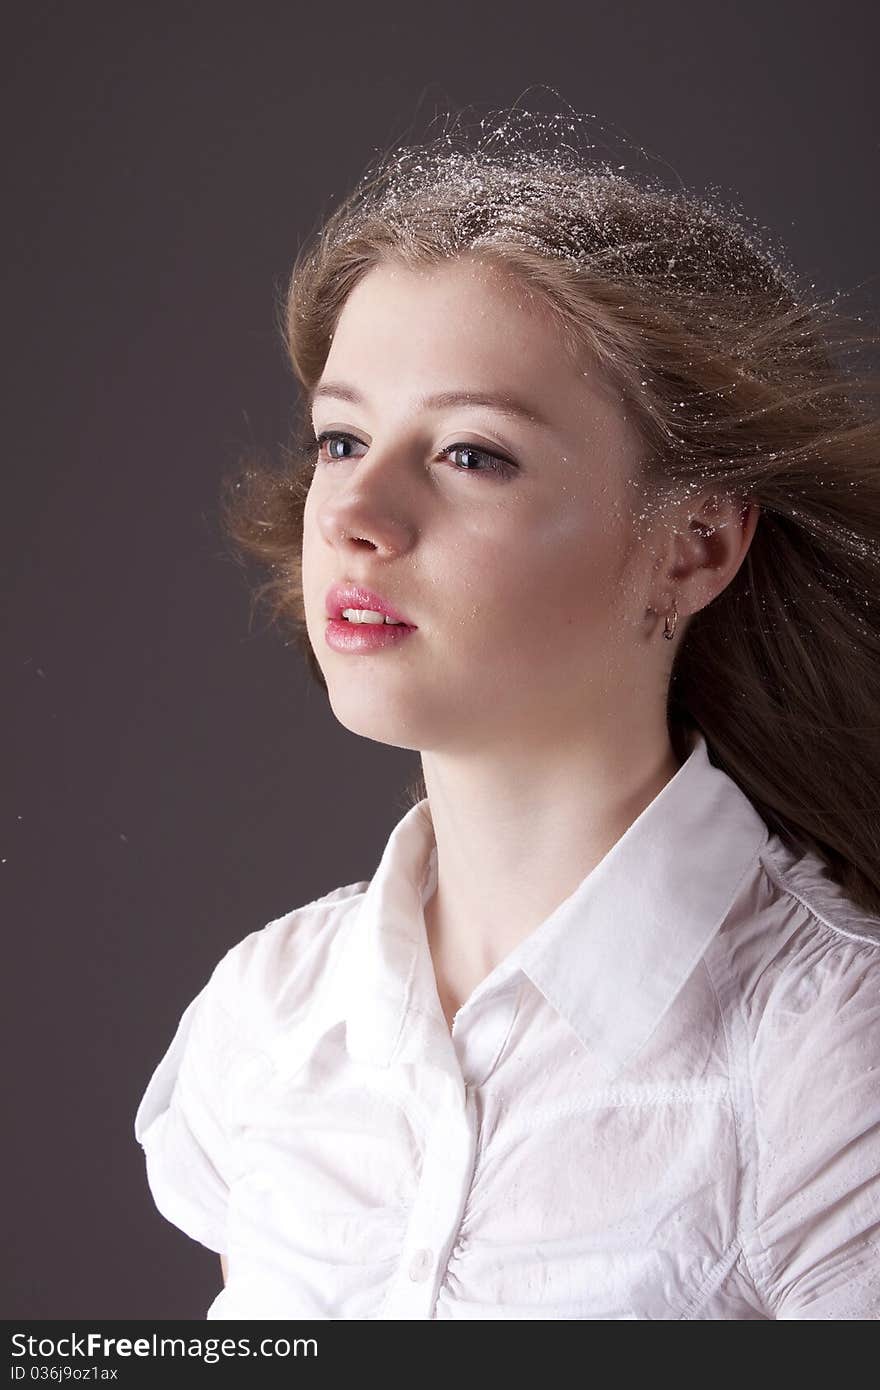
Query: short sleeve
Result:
<box><xmin>134</xmin><ymin>958</ymin><xmax>237</xmax><ymax>1255</ymax></box>
<box><xmin>743</xmin><ymin>924</ymin><xmax>880</xmax><ymax>1319</ymax></box>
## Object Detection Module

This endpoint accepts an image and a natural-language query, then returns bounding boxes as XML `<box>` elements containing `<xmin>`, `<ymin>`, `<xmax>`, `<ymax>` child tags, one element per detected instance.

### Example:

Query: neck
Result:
<box><xmin>420</xmin><ymin>717</ymin><xmax>686</xmax><ymax>1013</ymax></box>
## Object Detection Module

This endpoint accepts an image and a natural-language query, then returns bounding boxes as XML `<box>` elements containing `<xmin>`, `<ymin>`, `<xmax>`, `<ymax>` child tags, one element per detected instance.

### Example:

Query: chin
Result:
<box><xmin>325</xmin><ymin>688</ymin><xmax>424</xmax><ymax>752</ymax></box>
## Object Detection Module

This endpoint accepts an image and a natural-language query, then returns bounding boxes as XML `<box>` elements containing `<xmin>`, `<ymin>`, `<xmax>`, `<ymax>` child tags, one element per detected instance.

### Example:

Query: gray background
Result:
<box><xmin>3</xmin><ymin>0</ymin><xmax>877</xmax><ymax>1318</ymax></box>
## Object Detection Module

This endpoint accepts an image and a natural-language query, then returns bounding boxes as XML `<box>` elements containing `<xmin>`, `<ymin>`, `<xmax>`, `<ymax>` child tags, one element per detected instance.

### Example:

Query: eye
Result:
<box><xmin>313</xmin><ymin>430</ymin><xmax>516</xmax><ymax>479</ymax></box>
<box><xmin>444</xmin><ymin>443</ymin><xmax>515</xmax><ymax>478</ymax></box>
<box><xmin>314</xmin><ymin>430</ymin><xmax>363</xmax><ymax>463</ymax></box>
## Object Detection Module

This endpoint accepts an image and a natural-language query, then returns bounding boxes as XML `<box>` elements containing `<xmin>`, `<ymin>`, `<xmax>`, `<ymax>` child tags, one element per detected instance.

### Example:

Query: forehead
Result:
<box><xmin>320</xmin><ymin>256</ymin><xmax>633</xmax><ymax>445</ymax></box>
<box><xmin>329</xmin><ymin>256</ymin><xmax>557</xmax><ymax>362</ymax></box>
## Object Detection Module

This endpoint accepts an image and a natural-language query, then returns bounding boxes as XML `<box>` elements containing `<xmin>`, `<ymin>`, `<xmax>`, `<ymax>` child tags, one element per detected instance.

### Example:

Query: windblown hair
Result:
<box><xmin>219</xmin><ymin>106</ymin><xmax>880</xmax><ymax>916</ymax></box>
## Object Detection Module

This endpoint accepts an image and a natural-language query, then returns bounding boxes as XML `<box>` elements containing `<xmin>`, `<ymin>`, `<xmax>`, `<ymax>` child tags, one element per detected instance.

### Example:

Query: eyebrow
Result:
<box><xmin>309</xmin><ymin>380</ymin><xmax>551</xmax><ymax>429</ymax></box>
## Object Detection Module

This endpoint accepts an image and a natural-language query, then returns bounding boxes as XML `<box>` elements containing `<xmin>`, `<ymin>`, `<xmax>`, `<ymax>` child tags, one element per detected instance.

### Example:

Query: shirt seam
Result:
<box><xmin>199</xmin><ymin>991</ymin><xmax>239</xmax><ymax>1225</ymax></box>
<box><xmin>732</xmin><ymin>951</ymin><xmax>788</xmax><ymax>1318</ymax></box>
<box><xmin>758</xmin><ymin>845</ymin><xmax>880</xmax><ymax>948</ymax></box>
<box><xmin>698</xmin><ymin>952</ymin><xmax>775</xmax><ymax>1319</ymax></box>
<box><xmin>676</xmin><ymin>1237</ymin><xmax>742</xmax><ymax>1320</ymax></box>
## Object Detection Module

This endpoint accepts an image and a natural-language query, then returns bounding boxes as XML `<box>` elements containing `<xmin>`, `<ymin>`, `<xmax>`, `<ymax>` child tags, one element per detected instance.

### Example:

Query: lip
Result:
<box><xmin>324</xmin><ymin>616</ymin><xmax>417</xmax><ymax>654</ymax></box>
<box><xmin>324</xmin><ymin>582</ymin><xmax>416</xmax><ymax>627</ymax></box>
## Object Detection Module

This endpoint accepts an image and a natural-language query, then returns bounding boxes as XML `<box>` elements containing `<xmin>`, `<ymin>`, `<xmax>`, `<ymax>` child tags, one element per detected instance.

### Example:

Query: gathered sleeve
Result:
<box><xmin>742</xmin><ymin>923</ymin><xmax>880</xmax><ymax>1319</ymax></box>
<box><xmin>134</xmin><ymin>957</ymin><xmax>238</xmax><ymax>1255</ymax></box>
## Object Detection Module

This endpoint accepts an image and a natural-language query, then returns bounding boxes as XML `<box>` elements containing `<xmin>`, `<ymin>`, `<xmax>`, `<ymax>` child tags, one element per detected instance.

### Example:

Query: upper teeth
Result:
<box><xmin>341</xmin><ymin>608</ymin><xmax>403</xmax><ymax>625</ymax></box>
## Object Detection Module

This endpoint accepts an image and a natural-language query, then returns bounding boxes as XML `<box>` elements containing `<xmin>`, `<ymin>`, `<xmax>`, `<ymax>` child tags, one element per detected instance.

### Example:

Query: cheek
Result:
<box><xmin>457</xmin><ymin>496</ymin><xmax>633</xmax><ymax>635</ymax></box>
<box><xmin>300</xmin><ymin>500</ymin><xmax>326</xmax><ymax>639</ymax></box>
<box><xmin>301</xmin><ymin>488</ymin><xmax>323</xmax><ymax>579</ymax></box>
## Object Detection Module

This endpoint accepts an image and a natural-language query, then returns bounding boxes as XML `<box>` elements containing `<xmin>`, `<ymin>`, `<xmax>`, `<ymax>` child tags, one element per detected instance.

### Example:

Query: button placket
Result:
<box><xmin>453</xmin><ymin>979</ymin><xmax>523</xmax><ymax>1088</ymax></box>
<box><xmin>381</xmin><ymin>1076</ymin><xmax>478</xmax><ymax>1318</ymax></box>
<box><xmin>408</xmin><ymin>1247</ymin><xmax>433</xmax><ymax>1282</ymax></box>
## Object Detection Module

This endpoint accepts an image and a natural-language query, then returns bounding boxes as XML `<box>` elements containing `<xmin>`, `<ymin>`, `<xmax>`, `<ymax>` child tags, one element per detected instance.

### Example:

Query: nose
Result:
<box><xmin>314</xmin><ymin>445</ymin><xmax>419</xmax><ymax>556</ymax></box>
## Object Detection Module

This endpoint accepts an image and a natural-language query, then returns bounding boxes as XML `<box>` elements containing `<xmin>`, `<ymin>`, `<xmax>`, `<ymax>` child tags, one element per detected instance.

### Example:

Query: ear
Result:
<box><xmin>658</xmin><ymin>493</ymin><xmax>761</xmax><ymax>620</ymax></box>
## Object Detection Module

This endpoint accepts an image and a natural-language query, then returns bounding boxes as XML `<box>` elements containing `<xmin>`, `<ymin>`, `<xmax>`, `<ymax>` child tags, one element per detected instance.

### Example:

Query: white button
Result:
<box><xmin>408</xmin><ymin>1247</ymin><xmax>433</xmax><ymax>1282</ymax></box>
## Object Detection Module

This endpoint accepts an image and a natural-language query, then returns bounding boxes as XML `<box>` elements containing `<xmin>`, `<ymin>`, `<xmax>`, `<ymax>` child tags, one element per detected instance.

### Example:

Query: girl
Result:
<box><xmin>135</xmin><ymin>108</ymin><xmax>880</xmax><ymax>1319</ymax></box>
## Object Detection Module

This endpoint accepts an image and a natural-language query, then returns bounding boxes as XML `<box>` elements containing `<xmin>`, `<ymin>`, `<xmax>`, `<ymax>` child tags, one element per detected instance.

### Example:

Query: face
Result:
<box><xmin>301</xmin><ymin>254</ymin><xmax>660</xmax><ymax>758</ymax></box>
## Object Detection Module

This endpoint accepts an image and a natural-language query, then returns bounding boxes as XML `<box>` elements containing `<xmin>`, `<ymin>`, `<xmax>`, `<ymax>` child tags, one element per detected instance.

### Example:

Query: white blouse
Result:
<box><xmin>134</xmin><ymin>728</ymin><xmax>880</xmax><ymax>1319</ymax></box>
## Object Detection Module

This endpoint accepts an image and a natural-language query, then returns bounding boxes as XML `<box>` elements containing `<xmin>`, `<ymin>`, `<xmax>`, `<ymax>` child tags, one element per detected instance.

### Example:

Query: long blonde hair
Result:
<box><xmin>220</xmin><ymin>106</ymin><xmax>880</xmax><ymax>916</ymax></box>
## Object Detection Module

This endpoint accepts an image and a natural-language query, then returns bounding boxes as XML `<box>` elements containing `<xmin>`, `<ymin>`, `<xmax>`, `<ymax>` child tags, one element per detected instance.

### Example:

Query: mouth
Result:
<box><xmin>337</xmin><ymin>608</ymin><xmax>407</xmax><ymax>626</ymax></box>
<box><xmin>325</xmin><ymin>582</ymin><xmax>416</xmax><ymax>627</ymax></box>
<box><xmin>324</xmin><ymin>612</ymin><xmax>417</xmax><ymax>653</ymax></box>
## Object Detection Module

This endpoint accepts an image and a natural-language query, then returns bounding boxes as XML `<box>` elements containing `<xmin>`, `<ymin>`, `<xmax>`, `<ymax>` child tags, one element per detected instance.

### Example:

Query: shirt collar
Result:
<box><xmin>339</xmin><ymin>727</ymin><xmax>770</xmax><ymax>1081</ymax></box>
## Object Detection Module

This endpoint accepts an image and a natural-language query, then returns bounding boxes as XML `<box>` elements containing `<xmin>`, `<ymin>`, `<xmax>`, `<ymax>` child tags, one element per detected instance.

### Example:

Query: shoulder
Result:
<box><xmin>204</xmin><ymin>877</ymin><xmax>370</xmax><ymax>1037</ymax></box>
<box><xmin>759</xmin><ymin>833</ymin><xmax>880</xmax><ymax>951</ymax></box>
<box><xmin>713</xmin><ymin>832</ymin><xmax>880</xmax><ymax>1027</ymax></box>
<box><xmin>134</xmin><ymin>875</ymin><xmax>371</xmax><ymax>1223</ymax></box>
<box><xmin>725</xmin><ymin>837</ymin><xmax>880</xmax><ymax>1317</ymax></box>
<box><xmin>722</xmin><ymin>829</ymin><xmax>879</xmax><ymax>1164</ymax></box>
<box><xmin>707</xmin><ymin>830</ymin><xmax>879</xmax><ymax>1108</ymax></box>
